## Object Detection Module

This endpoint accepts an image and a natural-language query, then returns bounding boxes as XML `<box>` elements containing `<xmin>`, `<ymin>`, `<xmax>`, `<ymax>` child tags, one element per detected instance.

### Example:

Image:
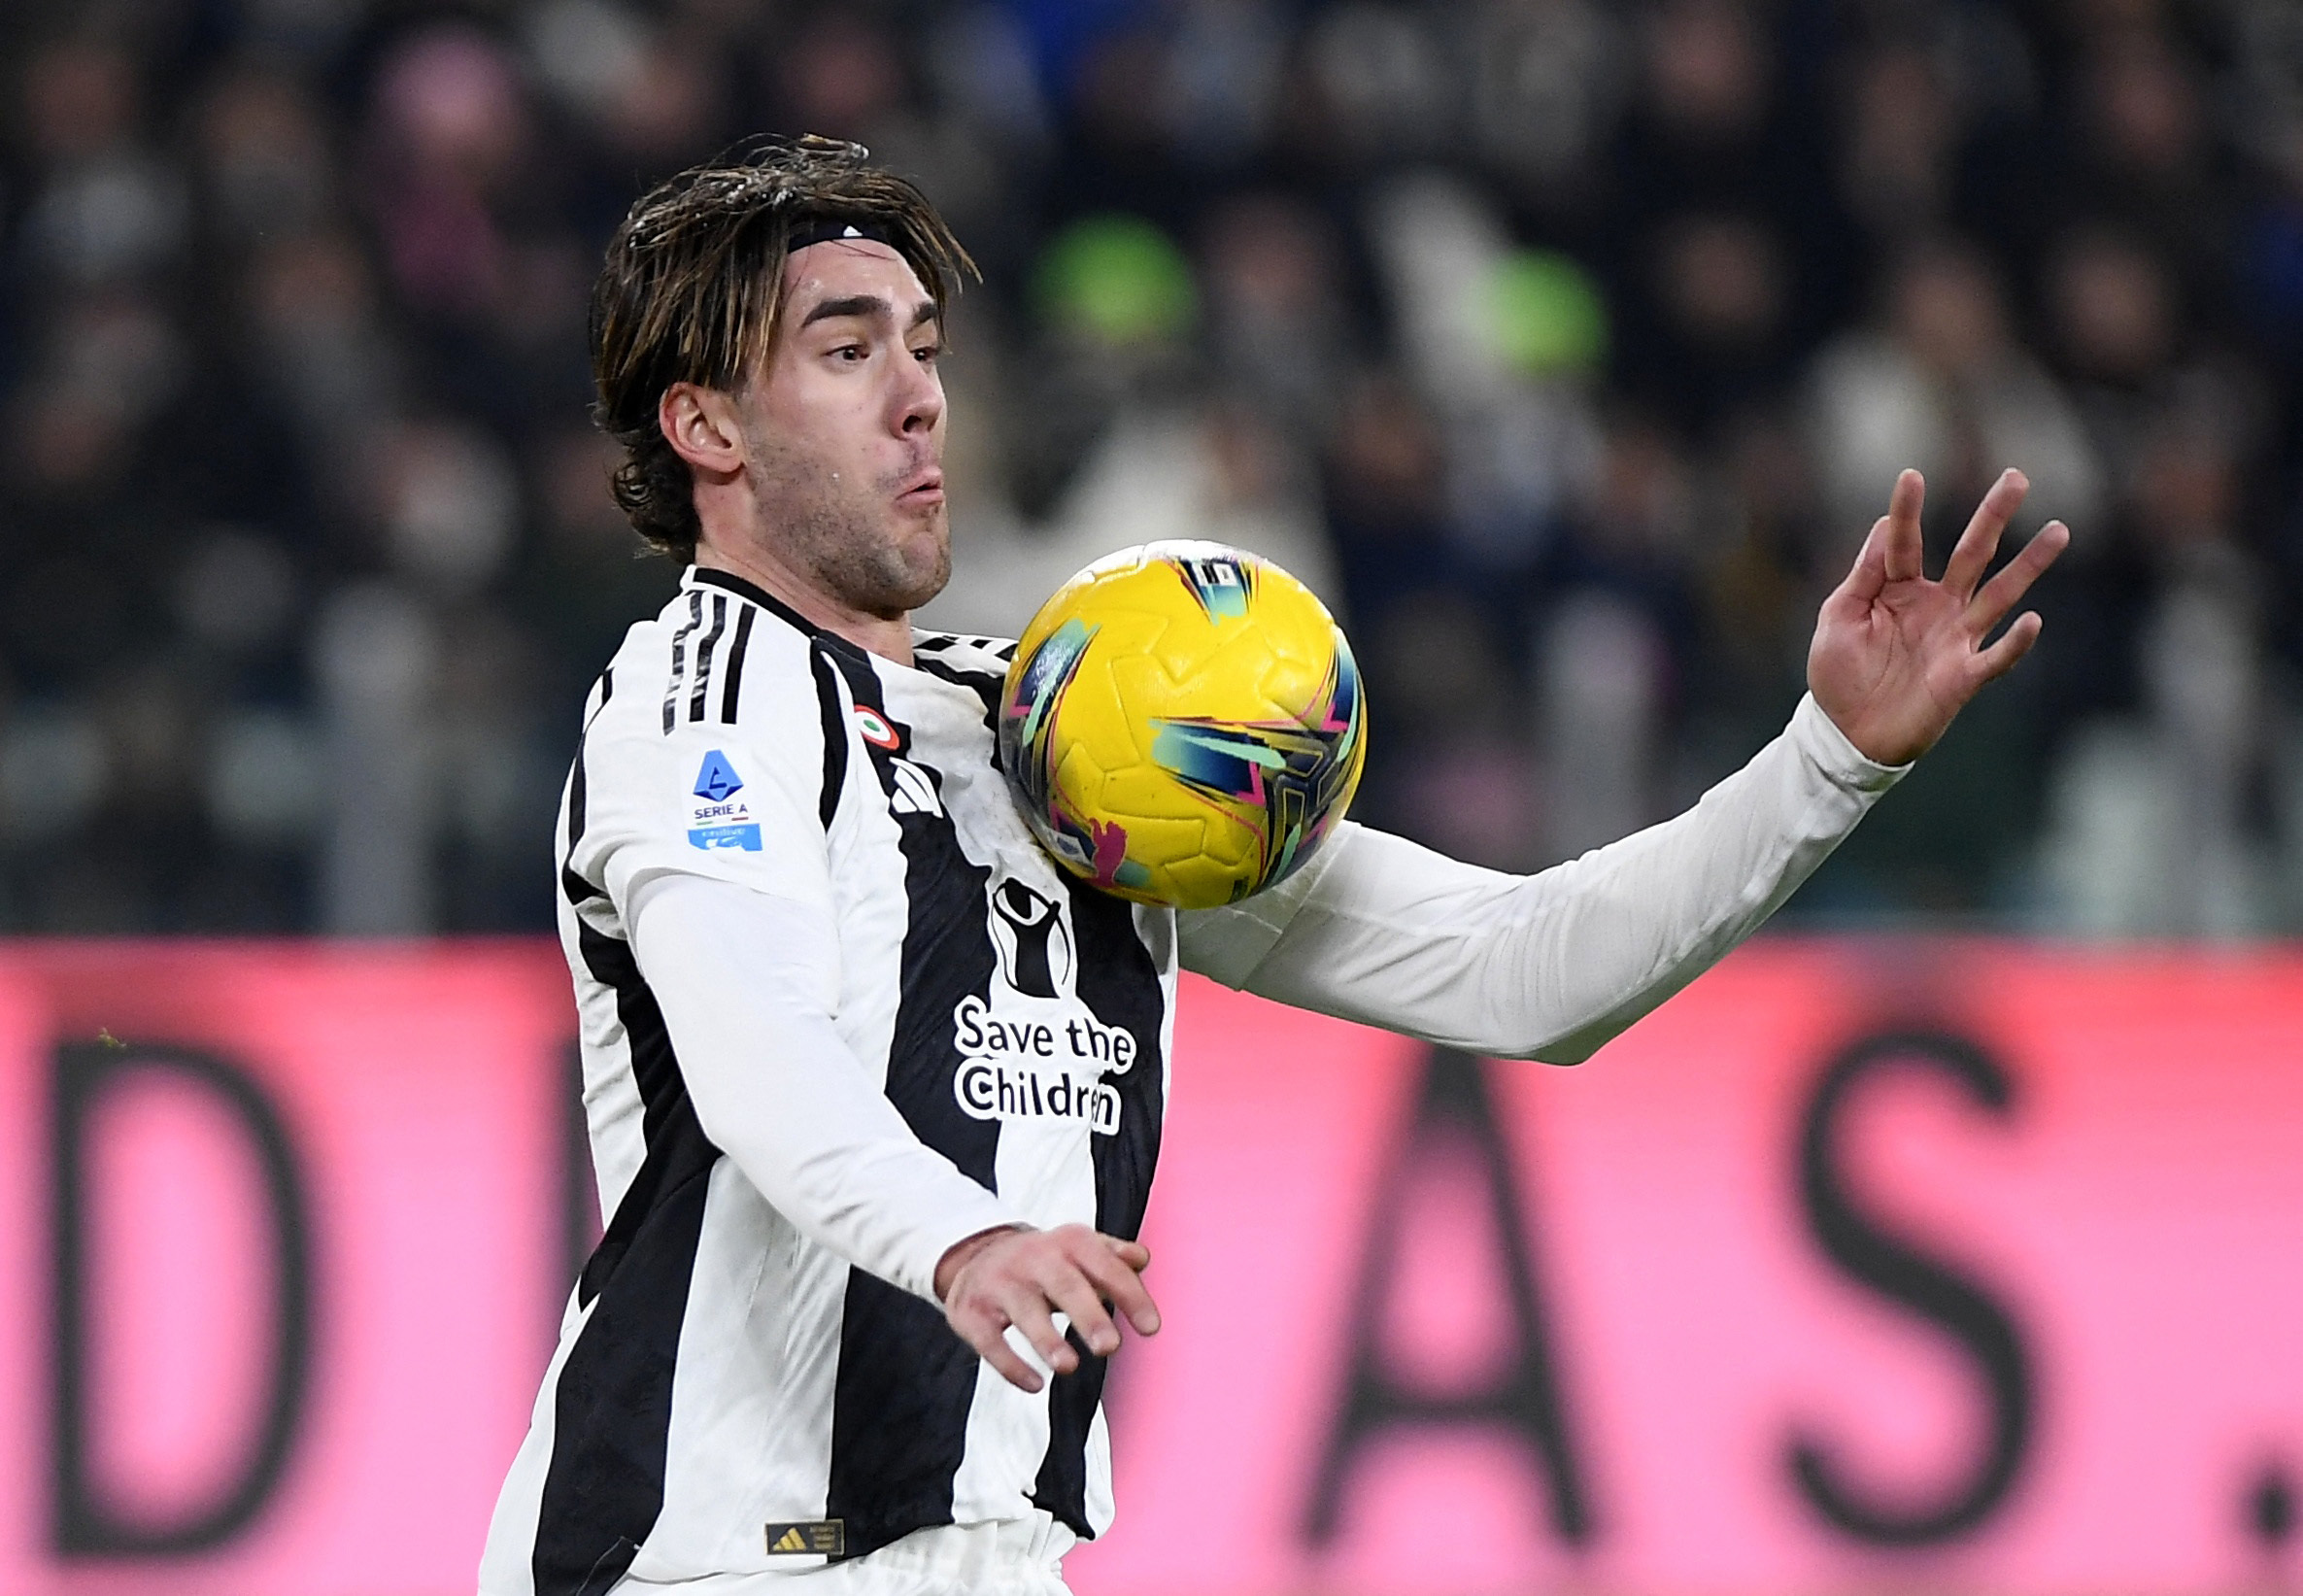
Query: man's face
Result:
<box><xmin>732</xmin><ymin>238</ymin><xmax>949</xmax><ymax>618</ymax></box>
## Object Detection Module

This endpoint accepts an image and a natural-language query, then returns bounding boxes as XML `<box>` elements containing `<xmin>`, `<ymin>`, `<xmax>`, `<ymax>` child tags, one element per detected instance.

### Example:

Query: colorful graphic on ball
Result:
<box><xmin>997</xmin><ymin>541</ymin><xmax>1368</xmax><ymax>910</ymax></box>
<box><xmin>1169</xmin><ymin>553</ymin><xmax>1255</xmax><ymax>621</ymax></box>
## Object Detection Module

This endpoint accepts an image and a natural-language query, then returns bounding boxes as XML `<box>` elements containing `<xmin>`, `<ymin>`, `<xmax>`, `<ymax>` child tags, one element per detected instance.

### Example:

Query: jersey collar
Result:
<box><xmin>685</xmin><ymin>565</ymin><xmax>875</xmax><ymax>663</ymax></box>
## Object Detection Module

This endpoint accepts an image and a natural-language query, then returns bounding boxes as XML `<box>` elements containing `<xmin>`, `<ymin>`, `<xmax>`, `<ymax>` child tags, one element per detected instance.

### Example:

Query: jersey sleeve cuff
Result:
<box><xmin>1789</xmin><ymin>694</ymin><xmax>1911</xmax><ymax>796</ymax></box>
<box><xmin>896</xmin><ymin>1195</ymin><xmax>1034</xmax><ymax>1305</ymax></box>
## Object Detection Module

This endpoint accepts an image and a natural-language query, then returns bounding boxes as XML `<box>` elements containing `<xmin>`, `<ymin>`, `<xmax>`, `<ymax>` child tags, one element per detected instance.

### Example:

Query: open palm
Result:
<box><xmin>1809</xmin><ymin>468</ymin><xmax>2071</xmax><ymax>768</ymax></box>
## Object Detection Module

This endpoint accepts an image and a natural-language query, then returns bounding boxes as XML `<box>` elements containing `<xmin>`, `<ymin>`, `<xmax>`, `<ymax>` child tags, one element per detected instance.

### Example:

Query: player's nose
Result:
<box><xmin>893</xmin><ymin>352</ymin><xmax>942</xmax><ymax>437</ymax></box>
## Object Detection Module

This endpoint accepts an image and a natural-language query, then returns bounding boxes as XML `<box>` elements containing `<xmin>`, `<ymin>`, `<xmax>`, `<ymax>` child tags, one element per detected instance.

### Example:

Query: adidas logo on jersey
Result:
<box><xmin>888</xmin><ymin>758</ymin><xmax>942</xmax><ymax>816</ymax></box>
<box><xmin>763</xmin><ymin>1520</ymin><xmax>843</xmax><ymax>1556</ymax></box>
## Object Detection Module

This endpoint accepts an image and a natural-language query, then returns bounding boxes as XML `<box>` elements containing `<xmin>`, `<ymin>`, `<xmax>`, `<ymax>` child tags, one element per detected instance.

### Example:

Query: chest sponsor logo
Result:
<box><xmin>953</xmin><ymin>880</ymin><xmax>1136</xmax><ymax>1135</ymax></box>
<box><xmin>688</xmin><ymin>748</ymin><xmax>761</xmax><ymax>850</ymax></box>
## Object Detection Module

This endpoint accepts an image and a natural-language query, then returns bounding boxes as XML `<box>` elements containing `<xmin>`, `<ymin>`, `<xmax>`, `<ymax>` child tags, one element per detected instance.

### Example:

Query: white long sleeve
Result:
<box><xmin>626</xmin><ymin>870</ymin><xmax>1027</xmax><ymax>1303</ymax></box>
<box><xmin>1177</xmin><ymin>694</ymin><xmax>1907</xmax><ymax>1062</ymax></box>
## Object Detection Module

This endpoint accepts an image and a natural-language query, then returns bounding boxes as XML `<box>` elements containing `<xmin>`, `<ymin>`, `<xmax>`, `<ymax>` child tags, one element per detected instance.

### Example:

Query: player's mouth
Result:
<box><xmin>896</xmin><ymin>468</ymin><xmax>945</xmax><ymax>508</ymax></box>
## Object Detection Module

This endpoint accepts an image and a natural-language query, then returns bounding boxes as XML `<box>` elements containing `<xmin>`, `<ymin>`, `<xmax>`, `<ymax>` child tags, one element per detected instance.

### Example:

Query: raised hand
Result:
<box><xmin>1808</xmin><ymin>468</ymin><xmax>2070</xmax><ymax>767</ymax></box>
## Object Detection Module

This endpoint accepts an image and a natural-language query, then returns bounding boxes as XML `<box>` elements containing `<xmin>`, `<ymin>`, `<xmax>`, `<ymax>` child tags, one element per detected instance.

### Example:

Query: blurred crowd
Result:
<box><xmin>3</xmin><ymin>0</ymin><xmax>2302</xmax><ymax>934</ymax></box>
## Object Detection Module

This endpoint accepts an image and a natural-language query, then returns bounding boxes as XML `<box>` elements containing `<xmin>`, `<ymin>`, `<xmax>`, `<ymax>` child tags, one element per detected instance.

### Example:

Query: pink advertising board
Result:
<box><xmin>0</xmin><ymin>941</ymin><xmax>2296</xmax><ymax>1594</ymax></box>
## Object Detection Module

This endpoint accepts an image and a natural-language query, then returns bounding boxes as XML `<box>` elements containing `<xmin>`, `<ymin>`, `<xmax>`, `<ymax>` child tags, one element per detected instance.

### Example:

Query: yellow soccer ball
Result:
<box><xmin>997</xmin><ymin>541</ymin><xmax>1369</xmax><ymax>909</ymax></box>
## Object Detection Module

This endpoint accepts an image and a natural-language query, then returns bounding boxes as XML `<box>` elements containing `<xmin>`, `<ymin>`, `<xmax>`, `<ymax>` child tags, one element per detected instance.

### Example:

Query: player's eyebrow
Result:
<box><xmin>797</xmin><ymin>294</ymin><xmax>940</xmax><ymax>331</ymax></box>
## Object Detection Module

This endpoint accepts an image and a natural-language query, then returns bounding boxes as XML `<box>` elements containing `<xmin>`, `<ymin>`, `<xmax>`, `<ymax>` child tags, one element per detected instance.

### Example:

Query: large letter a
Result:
<box><xmin>1303</xmin><ymin>1048</ymin><xmax>1594</xmax><ymax>1546</ymax></box>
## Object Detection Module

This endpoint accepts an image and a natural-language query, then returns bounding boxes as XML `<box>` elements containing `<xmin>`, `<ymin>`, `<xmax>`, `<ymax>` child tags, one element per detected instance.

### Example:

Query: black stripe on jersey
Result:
<box><xmin>808</xmin><ymin>644</ymin><xmax>851</xmax><ymax>830</ymax></box>
<box><xmin>687</xmin><ymin>569</ymin><xmax>850</xmax><ymax>771</ymax></box>
<box><xmin>718</xmin><ymin>604</ymin><xmax>755</xmax><ymax>723</ymax></box>
<box><xmin>564</xmin><ymin>737</ymin><xmax>588</xmax><ymax>858</ymax></box>
<box><xmin>819</xmin><ymin>647</ymin><xmax>1001</xmax><ymax>1560</ymax></box>
<box><xmin>560</xmin><ymin>671</ymin><xmax>613</xmax><ymax>907</ymax></box>
<box><xmin>913</xmin><ymin>632</ymin><xmax>1017</xmax><ymax>666</ymax></box>
<box><xmin>910</xmin><ymin>654</ymin><xmax>1001</xmax><ymax>733</ymax></box>
<box><xmin>534</xmin><ymin>925</ymin><xmax>721</xmax><ymax>1596</ymax></box>
<box><xmin>686</xmin><ymin>594</ymin><xmax>728</xmax><ymax>723</ymax></box>
<box><xmin>1031</xmin><ymin>885</ymin><xmax>1167</xmax><ymax>1539</ymax></box>
<box><xmin>661</xmin><ymin>589</ymin><xmax>704</xmax><ymax>733</ymax></box>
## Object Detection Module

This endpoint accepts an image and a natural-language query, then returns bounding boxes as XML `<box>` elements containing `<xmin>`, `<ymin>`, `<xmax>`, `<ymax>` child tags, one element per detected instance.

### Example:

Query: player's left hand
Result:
<box><xmin>935</xmin><ymin>1223</ymin><xmax>1160</xmax><ymax>1394</ymax></box>
<box><xmin>1809</xmin><ymin>467</ymin><xmax>2070</xmax><ymax>767</ymax></box>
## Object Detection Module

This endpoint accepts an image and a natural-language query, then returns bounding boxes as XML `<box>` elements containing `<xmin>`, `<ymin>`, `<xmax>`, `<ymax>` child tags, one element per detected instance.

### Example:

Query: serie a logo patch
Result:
<box><xmin>764</xmin><ymin>1520</ymin><xmax>844</xmax><ymax>1556</ymax></box>
<box><xmin>688</xmin><ymin>749</ymin><xmax>762</xmax><ymax>852</ymax></box>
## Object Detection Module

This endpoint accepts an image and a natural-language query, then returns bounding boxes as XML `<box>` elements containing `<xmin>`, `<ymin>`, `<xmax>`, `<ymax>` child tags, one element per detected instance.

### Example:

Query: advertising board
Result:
<box><xmin>0</xmin><ymin>942</ymin><xmax>2293</xmax><ymax>1593</ymax></box>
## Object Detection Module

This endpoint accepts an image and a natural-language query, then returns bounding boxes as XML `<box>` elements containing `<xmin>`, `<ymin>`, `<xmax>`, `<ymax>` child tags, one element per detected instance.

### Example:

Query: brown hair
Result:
<box><xmin>589</xmin><ymin>135</ymin><xmax>975</xmax><ymax>561</ymax></box>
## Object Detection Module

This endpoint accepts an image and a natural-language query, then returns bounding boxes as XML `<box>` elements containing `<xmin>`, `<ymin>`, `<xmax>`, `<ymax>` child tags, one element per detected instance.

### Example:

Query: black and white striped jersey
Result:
<box><xmin>484</xmin><ymin>566</ymin><xmax>1177</xmax><ymax>1594</ymax></box>
<box><xmin>481</xmin><ymin>563</ymin><xmax>1909</xmax><ymax>1596</ymax></box>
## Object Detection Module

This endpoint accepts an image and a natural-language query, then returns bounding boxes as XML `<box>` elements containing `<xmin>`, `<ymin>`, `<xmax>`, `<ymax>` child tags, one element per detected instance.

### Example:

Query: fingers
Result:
<box><xmin>941</xmin><ymin>1225</ymin><xmax>1160</xmax><ymax>1394</ymax></box>
<box><xmin>1079</xmin><ymin>1238</ymin><xmax>1162</xmax><ymax>1338</ymax></box>
<box><xmin>1881</xmin><ymin>468</ymin><xmax>1926</xmax><ymax>585</ymax></box>
<box><xmin>943</xmin><ymin>1278</ymin><xmax>1048</xmax><ymax>1392</ymax></box>
<box><xmin>1043</xmin><ymin>1243</ymin><xmax>1131</xmax><ymax>1360</ymax></box>
<box><xmin>1974</xmin><ymin>609</ymin><xmax>2045</xmax><ymax>682</ymax></box>
<box><xmin>1047</xmin><ymin>1283</ymin><xmax>1118</xmax><ymax>1362</ymax></box>
<box><xmin>1009</xmin><ymin>1296</ymin><xmax>1079</xmax><ymax>1377</ymax></box>
<box><xmin>1942</xmin><ymin>468</ymin><xmax>2031</xmax><ymax>599</ymax></box>
<box><xmin>969</xmin><ymin>1319</ymin><xmax>1049</xmax><ymax>1394</ymax></box>
<box><xmin>1966</xmin><ymin>519</ymin><xmax>2069</xmax><ymax>635</ymax></box>
<box><xmin>1838</xmin><ymin>515</ymin><xmax>1890</xmax><ymax>605</ymax></box>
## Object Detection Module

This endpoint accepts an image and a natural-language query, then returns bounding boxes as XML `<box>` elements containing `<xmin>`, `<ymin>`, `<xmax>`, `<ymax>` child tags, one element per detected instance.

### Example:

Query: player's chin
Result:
<box><xmin>873</xmin><ymin>513</ymin><xmax>952</xmax><ymax>612</ymax></box>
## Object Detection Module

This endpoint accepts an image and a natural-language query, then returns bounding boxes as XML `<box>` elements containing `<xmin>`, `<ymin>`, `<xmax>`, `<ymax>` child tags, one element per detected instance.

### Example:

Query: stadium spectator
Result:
<box><xmin>0</xmin><ymin>0</ymin><xmax>2297</xmax><ymax>931</ymax></box>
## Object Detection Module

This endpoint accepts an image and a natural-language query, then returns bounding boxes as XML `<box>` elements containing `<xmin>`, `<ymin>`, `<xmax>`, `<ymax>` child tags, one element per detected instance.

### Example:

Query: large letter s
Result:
<box><xmin>1787</xmin><ymin>1028</ymin><xmax>2033</xmax><ymax>1545</ymax></box>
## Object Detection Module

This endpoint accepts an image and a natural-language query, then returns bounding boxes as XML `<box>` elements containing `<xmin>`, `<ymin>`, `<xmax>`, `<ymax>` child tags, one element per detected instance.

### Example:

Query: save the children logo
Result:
<box><xmin>988</xmin><ymin>878</ymin><xmax>1070</xmax><ymax>998</ymax></box>
<box><xmin>952</xmin><ymin>879</ymin><xmax>1135</xmax><ymax>1135</ymax></box>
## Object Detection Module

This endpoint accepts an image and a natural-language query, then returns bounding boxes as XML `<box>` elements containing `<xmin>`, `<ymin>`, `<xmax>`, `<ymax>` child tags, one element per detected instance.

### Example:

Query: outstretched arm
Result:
<box><xmin>1180</xmin><ymin>469</ymin><xmax>2066</xmax><ymax>1059</ymax></box>
<box><xmin>1179</xmin><ymin>702</ymin><xmax>1894</xmax><ymax>1060</ymax></box>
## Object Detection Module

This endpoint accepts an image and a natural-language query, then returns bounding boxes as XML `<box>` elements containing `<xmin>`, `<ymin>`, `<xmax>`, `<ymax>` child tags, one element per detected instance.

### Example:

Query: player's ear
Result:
<box><xmin>659</xmin><ymin>382</ymin><xmax>745</xmax><ymax>478</ymax></box>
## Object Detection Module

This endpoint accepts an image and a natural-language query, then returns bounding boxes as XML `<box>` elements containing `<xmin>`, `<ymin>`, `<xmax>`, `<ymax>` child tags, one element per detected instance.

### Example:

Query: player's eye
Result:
<box><xmin>832</xmin><ymin>343</ymin><xmax>868</xmax><ymax>363</ymax></box>
<box><xmin>912</xmin><ymin>342</ymin><xmax>943</xmax><ymax>366</ymax></box>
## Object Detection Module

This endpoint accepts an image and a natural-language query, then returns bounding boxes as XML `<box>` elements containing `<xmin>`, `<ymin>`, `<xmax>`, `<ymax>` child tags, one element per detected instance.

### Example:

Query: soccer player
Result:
<box><xmin>480</xmin><ymin>137</ymin><xmax>2068</xmax><ymax>1596</ymax></box>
